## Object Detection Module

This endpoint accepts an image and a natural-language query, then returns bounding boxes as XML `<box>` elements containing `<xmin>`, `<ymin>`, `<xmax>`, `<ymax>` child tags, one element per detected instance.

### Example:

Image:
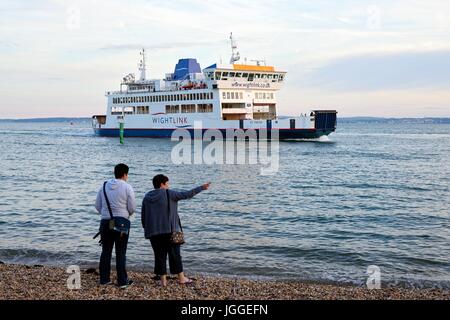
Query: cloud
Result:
<box><xmin>301</xmin><ymin>50</ymin><xmax>450</xmax><ymax>91</ymax></box>
<box><xmin>1</xmin><ymin>0</ymin><xmax>450</xmax><ymax>117</ymax></box>
<box><xmin>99</xmin><ymin>40</ymin><xmax>223</xmax><ymax>52</ymax></box>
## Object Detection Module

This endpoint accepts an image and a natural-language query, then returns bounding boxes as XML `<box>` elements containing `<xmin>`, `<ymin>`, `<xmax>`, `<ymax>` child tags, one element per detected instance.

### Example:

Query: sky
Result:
<box><xmin>0</xmin><ymin>0</ymin><xmax>449</xmax><ymax>118</ymax></box>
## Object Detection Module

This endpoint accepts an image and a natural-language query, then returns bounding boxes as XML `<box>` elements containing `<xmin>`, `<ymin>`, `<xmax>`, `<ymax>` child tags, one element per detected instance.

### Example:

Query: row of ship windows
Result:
<box><xmin>111</xmin><ymin>106</ymin><xmax>149</xmax><ymax>115</ymax></box>
<box><xmin>255</xmin><ymin>92</ymin><xmax>274</xmax><ymax>99</ymax></box>
<box><xmin>210</xmin><ymin>72</ymin><xmax>284</xmax><ymax>82</ymax></box>
<box><xmin>222</xmin><ymin>92</ymin><xmax>244</xmax><ymax>100</ymax></box>
<box><xmin>112</xmin><ymin>92</ymin><xmax>214</xmax><ymax>104</ymax></box>
<box><xmin>166</xmin><ymin>104</ymin><xmax>213</xmax><ymax>113</ymax></box>
<box><xmin>221</xmin><ymin>91</ymin><xmax>275</xmax><ymax>100</ymax></box>
<box><xmin>110</xmin><ymin>104</ymin><xmax>214</xmax><ymax>115</ymax></box>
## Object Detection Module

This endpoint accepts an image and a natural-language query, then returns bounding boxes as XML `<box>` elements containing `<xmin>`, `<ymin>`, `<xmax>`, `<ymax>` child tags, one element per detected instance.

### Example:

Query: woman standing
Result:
<box><xmin>141</xmin><ymin>174</ymin><xmax>210</xmax><ymax>286</ymax></box>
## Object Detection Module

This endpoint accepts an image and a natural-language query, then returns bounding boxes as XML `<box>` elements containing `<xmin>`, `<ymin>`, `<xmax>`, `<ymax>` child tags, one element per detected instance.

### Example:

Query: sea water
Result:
<box><xmin>0</xmin><ymin>120</ymin><xmax>449</xmax><ymax>288</ymax></box>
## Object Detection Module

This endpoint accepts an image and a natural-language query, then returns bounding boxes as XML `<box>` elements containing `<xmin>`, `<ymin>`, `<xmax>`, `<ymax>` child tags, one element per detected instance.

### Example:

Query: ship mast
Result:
<box><xmin>138</xmin><ymin>48</ymin><xmax>147</xmax><ymax>81</ymax></box>
<box><xmin>229</xmin><ymin>32</ymin><xmax>240</xmax><ymax>64</ymax></box>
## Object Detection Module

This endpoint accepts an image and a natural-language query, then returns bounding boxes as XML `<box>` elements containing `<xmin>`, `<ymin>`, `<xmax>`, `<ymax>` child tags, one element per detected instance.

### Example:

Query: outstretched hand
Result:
<box><xmin>202</xmin><ymin>182</ymin><xmax>211</xmax><ymax>190</ymax></box>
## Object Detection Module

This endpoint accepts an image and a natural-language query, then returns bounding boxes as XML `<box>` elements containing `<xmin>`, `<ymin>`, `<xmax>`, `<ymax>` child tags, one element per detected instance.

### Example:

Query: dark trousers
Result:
<box><xmin>150</xmin><ymin>233</ymin><xmax>183</xmax><ymax>276</ymax></box>
<box><xmin>99</xmin><ymin>220</ymin><xmax>129</xmax><ymax>286</ymax></box>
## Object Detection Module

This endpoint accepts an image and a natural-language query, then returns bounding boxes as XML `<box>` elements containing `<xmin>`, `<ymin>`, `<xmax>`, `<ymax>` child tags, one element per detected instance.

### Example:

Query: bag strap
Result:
<box><xmin>166</xmin><ymin>189</ymin><xmax>183</xmax><ymax>232</ymax></box>
<box><xmin>103</xmin><ymin>181</ymin><xmax>114</xmax><ymax>220</ymax></box>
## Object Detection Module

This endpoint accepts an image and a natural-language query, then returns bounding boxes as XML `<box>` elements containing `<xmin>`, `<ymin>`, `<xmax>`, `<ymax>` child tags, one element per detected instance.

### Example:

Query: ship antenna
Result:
<box><xmin>229</xmin><ymin>32</ymin><xmax>240</xmax><ymax>64</ymax></box>
<box><xmin>138</xmin><ymin>48</ymin><xmax>147</xmax><ymax>81</ymax></box>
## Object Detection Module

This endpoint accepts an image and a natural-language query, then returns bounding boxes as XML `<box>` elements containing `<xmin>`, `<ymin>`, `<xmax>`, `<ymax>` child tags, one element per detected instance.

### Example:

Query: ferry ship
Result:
<box><xmin>92</xmin><ymin>34</ymin><xmax>337</xmax><ymax>139</ymax></box>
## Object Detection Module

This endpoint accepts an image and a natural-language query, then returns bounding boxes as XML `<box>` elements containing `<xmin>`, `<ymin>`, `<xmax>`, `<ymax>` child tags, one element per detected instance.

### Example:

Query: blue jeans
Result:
<box><xmin>99</xmin><ymin>219</ymin><xmax>129</xmax><ymax>286</ymax></box>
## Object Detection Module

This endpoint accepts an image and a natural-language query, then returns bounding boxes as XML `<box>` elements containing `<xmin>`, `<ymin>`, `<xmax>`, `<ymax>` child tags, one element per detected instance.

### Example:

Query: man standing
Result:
<box><xmin>141</xmin><ymin>174</ymin><xmax>210</xmax><ymax>287</ymax></box>
<box><xmin>95</xmin><ymin>163</ymin><xmax>136</xmax><ymax>288</ymax></box>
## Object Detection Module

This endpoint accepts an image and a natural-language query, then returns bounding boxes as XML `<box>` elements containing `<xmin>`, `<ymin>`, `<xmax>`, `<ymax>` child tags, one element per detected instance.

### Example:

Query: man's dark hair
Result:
<box><xmin>153</xmin><ymin>174</ymin><xmax>169</xmax><ymax>189</ymax></box>
<box><xmin>114</xmin><ymin>163</ymin><xmax>129</xmax><ymax>179</ymax></box>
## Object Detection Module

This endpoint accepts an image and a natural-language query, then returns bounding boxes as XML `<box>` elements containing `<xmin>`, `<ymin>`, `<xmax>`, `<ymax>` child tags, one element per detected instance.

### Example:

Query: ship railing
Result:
<box><xmin>105</xmin><ymin>83</ymin><xmax>209</xmax><ymax>95</ymax></box>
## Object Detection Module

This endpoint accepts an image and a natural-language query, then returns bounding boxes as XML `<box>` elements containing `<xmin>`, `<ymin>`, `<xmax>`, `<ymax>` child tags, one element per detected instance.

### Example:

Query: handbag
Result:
<box><xmin>103</xmin><ymin>181</ymin><xmax>130</xmax><ymax>237</ymax></box>
<box><xmin>167</xmin><ymin>189</ymin><xmax>185</xmax><ymax>245</ymax></box>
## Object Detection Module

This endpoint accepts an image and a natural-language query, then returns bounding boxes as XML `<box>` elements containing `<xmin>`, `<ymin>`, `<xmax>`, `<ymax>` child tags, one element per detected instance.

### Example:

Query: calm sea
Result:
<box><xmin>0</xmin><ymin>120</ymin><xmax>449</xmax><ymax>288</ymax></box>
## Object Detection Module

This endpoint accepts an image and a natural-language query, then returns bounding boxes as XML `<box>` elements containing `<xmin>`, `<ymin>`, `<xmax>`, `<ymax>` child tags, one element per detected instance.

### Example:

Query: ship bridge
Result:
<box><xmin>202</xmin><ymin>62</ymin><xmax>286</xmax><ymax>121</ymax></box>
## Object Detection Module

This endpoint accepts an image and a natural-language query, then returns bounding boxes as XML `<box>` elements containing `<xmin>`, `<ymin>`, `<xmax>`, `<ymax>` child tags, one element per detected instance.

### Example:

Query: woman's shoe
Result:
<box><xmin>179</xmin><ymin>278</ymin><xmax>194</xmax><ymax>285</ymax></box>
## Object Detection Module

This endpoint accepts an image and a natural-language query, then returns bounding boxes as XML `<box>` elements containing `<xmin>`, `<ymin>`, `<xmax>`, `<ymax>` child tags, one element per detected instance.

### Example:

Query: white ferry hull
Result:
<box><xmin>94</xmin><ymin>127</ymin><xmax>334</xmax><ymax>139</ymax></box>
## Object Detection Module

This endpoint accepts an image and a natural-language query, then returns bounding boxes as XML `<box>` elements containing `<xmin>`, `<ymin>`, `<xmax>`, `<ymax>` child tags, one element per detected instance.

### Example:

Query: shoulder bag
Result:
<box><xmin>166</xmin><ymin>189</ymin><xmax>185</xmax><ymax>245</ymax></box>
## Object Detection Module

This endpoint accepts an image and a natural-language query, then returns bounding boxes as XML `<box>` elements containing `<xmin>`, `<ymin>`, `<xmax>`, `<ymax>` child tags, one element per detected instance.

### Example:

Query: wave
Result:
<box><xmin>0</xmin><ymin>129</ymin><xmax>94</xmax><ymax>138</ymax></box>
<box><xmin>337</xmin><ymin>132</ymin><xmax>450</xmax><ymax>139</ymax></box>
<box><xmin>281</xmin><ymin>135</ymin><xmax>335</xmax><ymax>143</ymax></box>
<box><xmin>0</xmin><ymin>248</ymin><xmax>76</xmax><ymax>265</ymax></box>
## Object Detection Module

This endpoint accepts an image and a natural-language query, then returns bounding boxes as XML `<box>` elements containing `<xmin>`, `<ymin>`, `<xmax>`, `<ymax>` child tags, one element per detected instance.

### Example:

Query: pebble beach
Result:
<box><xmin>0</xmin><ymin>263</ymin><xmax>448</xmax><ymax>300</ymax></box>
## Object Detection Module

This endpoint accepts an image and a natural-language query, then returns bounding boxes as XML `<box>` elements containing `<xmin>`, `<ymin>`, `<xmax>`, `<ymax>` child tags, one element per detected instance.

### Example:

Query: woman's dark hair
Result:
<box><xmin>114</xmin><ymin>163</ymin><xmax>129</xmax><ymax>179</ymax></box>
<box><xmin>153</xmin><ymin>174</ymin><xmax>169</xmax><ymax>189</ymax></box>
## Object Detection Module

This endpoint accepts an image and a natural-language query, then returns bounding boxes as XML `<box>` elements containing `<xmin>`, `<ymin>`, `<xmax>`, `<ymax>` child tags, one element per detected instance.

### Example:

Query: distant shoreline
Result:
<box><xmin>1</xmin><ymin>116</ymin><xmax>450</xmax><ymax>124</ymax></box>
<box><xmin>0</xmin><ymin>263</ymin><xmax>448</xmax><ymax>300</ymax></box>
